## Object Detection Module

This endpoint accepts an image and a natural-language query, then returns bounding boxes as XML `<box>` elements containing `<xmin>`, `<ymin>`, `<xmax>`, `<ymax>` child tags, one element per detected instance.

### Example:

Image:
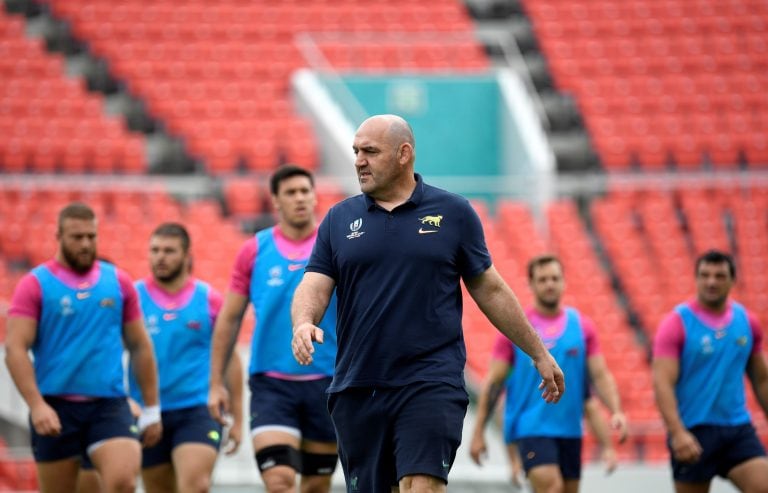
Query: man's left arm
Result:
<box><xmin>123</xmin><ymin>318</ymin><xmax>162</xmax><ymax>446</ymax></box>
<box><xmin>465</xmin><ymin>266</ymin><xmax>564</xmax><ymax>402</ymax></box>
<box><xmin>587</xmin><ymin>355</ymin><xmax>628</xmax><ymax>442</ymax></box>
<box><xmin>222</xmin><ymin>348</ymin><xmax>244</xmax><ymax>454</ymax></box>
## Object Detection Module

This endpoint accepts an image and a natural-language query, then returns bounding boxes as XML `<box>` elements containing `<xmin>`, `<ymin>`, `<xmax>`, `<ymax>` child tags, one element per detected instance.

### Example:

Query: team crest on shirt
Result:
<box><xmin>186</xmin><ymin>320</ymin><xmax>201</xmax><ymax>330</ymax></box>
<box><xmin>737</xmin><ymin>336</ymin><xmax>748</xmax><ymax>346</ymax></box>
<box><xmin>59</xmin><ymin>296</ymin><xmax>74</xmax><ymax>316</ymax></box>
<box><xmin>347</xmin><ymin>218</ymin><xmax>365</xmax><ymax>239</ymax></box>
<box><xmin>267</xmin><ymin>266</ymin><xmax>284</xmax><ymax>286</ymax></box>
<box><xmin>417</xmin><ymin>214</ymin><xmax>443</xmax><ymax>234</ymax></box>
<box><xmin>100</xmin><ymin>298</ymin><xmax>115</xmax><ymax>308</ymax></box>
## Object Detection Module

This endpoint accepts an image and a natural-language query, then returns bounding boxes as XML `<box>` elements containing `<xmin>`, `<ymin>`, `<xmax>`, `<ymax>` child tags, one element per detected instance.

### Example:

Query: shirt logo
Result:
<box><xmin>187</xmin><ymin>320</ymin><xmax>201</xmax><ymax>330</ymax></box>
<box><xmin>737</xmin><ymin>336</ymin><xmax>748</xmax><ymax>346</ymax></box>
<box><xmin>162</xmin><ymin>312</ymin><xmax>177</xmax><ymax>321</ymax></box>
<box><xmin>60</xmin><ymin>296</ymin><xmax>74</xmax><ymax>316</ymax></box>
<box><xmin>267</xmin><ymin>266</ymin><xmax>284</xmax><ymax>286</ymax></box>
<box><xmin>287</xmin><ymin>263</ymin><xmax>305</xmax><ymax>271</ymax></box>
<box><xmin>418</xmin><ymin>214</ymin><xmax>443</xmax><ymax>234</ymax></box>
<box><xmin>700</xmin><ymin>335</ymin><xmax>714</xmax><ymax>355</ymax></box>
<box><xmin>100</xmin><ymin>298</ymin><xmax>115</xmax><ymax>308</ymax></box>
<box><xmin>76</xmin><ymin>291</ymin><xmax>90</xmax><ymax>300</ymax></box>
<box><xmin>347</xmin><ymin>218</ymin><xmax>365</xmax><ymax>239</ymax></box>
<box><xmin>419</xmin><ymin>214</ymin><xmax>443</xmax><ymax>227</ymax></box>
<box><xmin>147</xmin><ymin>314</ymin><xmax>160</xmax><ymax>335</ymax></box>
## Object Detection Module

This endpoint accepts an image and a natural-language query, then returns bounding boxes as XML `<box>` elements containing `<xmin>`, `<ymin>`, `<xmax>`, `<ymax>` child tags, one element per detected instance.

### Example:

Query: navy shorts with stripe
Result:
<box><xmin>31</xmin><ymin>396</ymin><xmax>138</xmax><ymax>463</ymax></box>
<box><xmin>249</xmin><ymin>374</ymin><xmax>336</xmax><ymax>443</ymax></box>
<box><xmin>517</xmin><ymin>436</ymin><xmax>583</xmax><ymax>479</ymax></box>
<box><xmin>142</xmin><ymin>405</ymin><xmax>222</xmax><ymax>468</ymax></box>
<box><xmin>671</xmin><ymin>423</ymin><xmax>766</xmax><ymax>482</ymax></box>
<box><xmin>328</xmin><ymin>381</ymin><xmax>469</xmax><ymax>493</ymax></box>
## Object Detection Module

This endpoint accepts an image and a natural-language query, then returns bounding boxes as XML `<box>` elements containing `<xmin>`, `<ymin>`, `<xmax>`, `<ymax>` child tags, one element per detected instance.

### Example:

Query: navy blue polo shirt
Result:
<box><xmin>307</xmin><ymin>174</ymin><xmax>492</xmax><ymax>392</ymax></box>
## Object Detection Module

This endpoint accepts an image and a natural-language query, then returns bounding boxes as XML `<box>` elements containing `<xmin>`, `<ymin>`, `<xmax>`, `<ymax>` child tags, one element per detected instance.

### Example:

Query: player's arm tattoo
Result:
<box><xmin>483</xmin><ymin>380</ymin><xmax>505</xmax><ymax>425</ymax></box>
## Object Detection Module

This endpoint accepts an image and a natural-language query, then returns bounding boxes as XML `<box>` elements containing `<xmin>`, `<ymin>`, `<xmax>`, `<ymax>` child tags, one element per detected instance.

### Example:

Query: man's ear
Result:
<box><xmin>399</xmin><ymin>143</ymin><xmax>413</xmax><ymax>164</ymax></box>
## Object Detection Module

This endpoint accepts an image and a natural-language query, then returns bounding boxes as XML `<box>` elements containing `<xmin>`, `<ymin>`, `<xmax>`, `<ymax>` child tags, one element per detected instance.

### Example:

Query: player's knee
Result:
<box><xmin>256</xmin><ymin>445</ymin><xmax>302</xmax><ymax>492</ymax></box>
<box><xmin>299</xmin><ymin>473</ymin><xmax>333</xmax><ymax>493</ymax></box>
<box><xmin>104</xmin><ymin>472</ymin><xmax>137</xmax><ymax>493</ymax></box>
<box><xmin>301</xmin><ymin>451</ymin><xmax>338</xmax><ymax>477</ymax></box>
<box><xmin>399</xmin><ymin>474</ymin><xmax>446</xmax><ymax>493</ymax></box>
<box><xmin>176</xmin><ymin>473</ymin><xmax>212</xmax><ymax>493</ymax></box>
<box><xmin>262</xmin><ymin>470</ymin><xmax>296</xmax><ymax>493</ymax></box>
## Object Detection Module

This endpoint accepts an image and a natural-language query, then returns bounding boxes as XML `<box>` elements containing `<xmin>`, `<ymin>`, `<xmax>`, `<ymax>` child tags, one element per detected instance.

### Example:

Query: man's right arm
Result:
<box><xmin>469</xmin><ymin>358</ymin><xmax>510</xmax><ymax>465</ymax></box>
<box><xmin>208</xmin><ymin>291</ymin><xmax>249</xmax><ymax>423</ymax></box>
<box><xmin>5</xmin><ymin>316</ymin><xmax>61</xmax><ymax>436</ymax></box>
<box><xmin>291</xmin><ymin>272</ymin><xmax>335</xmax><ymax>365</ymax></box>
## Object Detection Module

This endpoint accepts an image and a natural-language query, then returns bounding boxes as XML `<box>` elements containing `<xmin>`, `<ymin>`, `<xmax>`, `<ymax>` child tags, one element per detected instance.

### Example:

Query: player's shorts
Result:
<box><xmin>516</xmin><ymin>436</ymin><xmax>583</xmax><ymax>479</ymax></box>
<box><xmin>328</xmin><ymin>381</ymin><xmax>469</xmax><ymax>493</ymax></box>
<box><xmin>142</xmin><ymin>405</ymin><xmax>223</xmax><ymax>468</ymax></box>
<box><xmin>31</xmin><ymin>396</ymin><xmax>138</xmax><ymax>463</ymax></box>
<box><xmin>671</xmin><ymin>423</ymin><xmax>766</xmax><ymax>482</ymax></box>
<box><xmin>249</xmin><ymin>374</ymin><xmax>336</xmax><ymax>443</ymax></box>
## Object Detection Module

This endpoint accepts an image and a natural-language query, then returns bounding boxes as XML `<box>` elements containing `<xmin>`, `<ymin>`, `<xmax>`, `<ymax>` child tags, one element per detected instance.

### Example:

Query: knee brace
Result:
<box><xmin>255</xmin><ymin>445</ymin><xmax>302</xmax><ymax>472</ymax></box>
<box><xmin>301</xmin><ymin>451</ymin><xmax>339</xmax><ymax>476</ymax></box>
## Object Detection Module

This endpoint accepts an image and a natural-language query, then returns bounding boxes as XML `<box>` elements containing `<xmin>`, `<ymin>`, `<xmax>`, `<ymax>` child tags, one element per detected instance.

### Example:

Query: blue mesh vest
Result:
<box><xmin>504</xmin><ymin>308</ymin><xmax>586</xmax><ymax>442</ymax></box>
<box><xmin>675</xmin><ymin>302</ymin><xmax>752</xmax><ymax>427</ymax></box>
<box><xmin>248</xmin><ymin>227</ymin><xmax>337</xmax><ymax>376</ymax></box>
<box><xmin>129</xmin><ymin>279</ymin><xmax>213</xmax><ymax>409</ymax></box>
<box><xmin>32</xmin><ymin>261</ymin><xmax>125</xmax><ymax>397</ymax></box>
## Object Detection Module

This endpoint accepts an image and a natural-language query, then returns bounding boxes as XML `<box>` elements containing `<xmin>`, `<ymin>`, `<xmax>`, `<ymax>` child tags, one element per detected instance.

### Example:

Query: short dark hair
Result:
<box><xmin>695</xmin><ymin>249</ymin><xmax>736</xmax><ymax>279</ymax></box>
<box><xmin>527</xmin><ymin>254</ymin><xmax>563</xmax><ymax>281</ymax></box>
<box><xmin>58</xmin><ymin>202</ymin><xmax>95</xmax><ymax>232</ymax></box>
<box><xmin>151</xmin><ymin>222</ymin><xmax>191</xmax><ymax>252</ymax></box>
<box><xmin>270</xmin><ymin>165</ymin><xmax>314</xmax><ymax>196</ymax></box>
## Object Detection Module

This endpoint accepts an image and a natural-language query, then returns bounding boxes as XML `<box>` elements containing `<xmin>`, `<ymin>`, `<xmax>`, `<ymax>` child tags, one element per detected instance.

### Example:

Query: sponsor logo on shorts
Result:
<box><xmin>260</xmin><ymin>458</ymin><xmax>276</xmax><ymax>470</ymax></box>
<box><xmin>207</xmin><ymin>430</ymin><xmax>220</xmax><ymax>442</ymax></box>
<box><xmin>350</xmin><ymin>475</ymin><xmax>359</xmax><ymax>491</ymax></box>
<box><xmin>130</xmin><ymin>424</ymin><xmax>139</xmax><ymax>436</ymax></box>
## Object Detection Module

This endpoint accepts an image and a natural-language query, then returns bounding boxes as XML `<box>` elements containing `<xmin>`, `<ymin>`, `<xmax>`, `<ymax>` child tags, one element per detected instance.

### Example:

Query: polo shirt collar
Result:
<box><xmin>363</xmin><ymin>173</ymin><xmax>425</xmax><ymax>210</ymax></box>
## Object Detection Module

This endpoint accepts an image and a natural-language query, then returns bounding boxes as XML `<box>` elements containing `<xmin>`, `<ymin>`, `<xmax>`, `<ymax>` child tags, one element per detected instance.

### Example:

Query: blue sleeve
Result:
<box><xmin>306</xmin><ymin>207</ymin><xmax>336</xmax><ymax>280</ymax></box>
<box><xmin>458</xmin><ymin>199</ymin><xmax>492</xmax><ymax>280</ymax></box>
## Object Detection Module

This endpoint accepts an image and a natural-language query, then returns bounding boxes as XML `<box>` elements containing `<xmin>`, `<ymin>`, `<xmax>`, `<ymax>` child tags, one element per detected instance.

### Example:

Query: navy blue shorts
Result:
<box><xmin>328</xmin><ymin>382</ymin><xmax>469</xmax><ymax>493</ymax></box>
<box><xmin>249</xmin><ymin>374</ymin><xmax>336</xmax><ymax>443</ymax></box>
<box><xmin>142</xmin><ymin>405</ymin><xmax>222</xmax><ymax>468</ymax></box>
<box><xmin>31</xmin><ymin>396</ymin><xmax>138</xmax><ymax>463</ymax></box>
<box><xmin>517</xmin><ymin>436</ymin><xmax>582</xmax><ymax>479</ymax></box>
<box><xmin>671</xmin><ymin>423</ymin><xmax>766</xmax><ymax>482</ymax></box>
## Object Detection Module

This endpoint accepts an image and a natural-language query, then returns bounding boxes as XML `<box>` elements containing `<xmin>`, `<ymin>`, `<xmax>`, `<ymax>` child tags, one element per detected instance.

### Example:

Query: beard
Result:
<box><xmin>537</xmin><ymin>297</ymin><xmax>560</xmax><ymax>311</ymax></box>
<box><xmin>61</xmin><ymin>246</ymin><xmax>96</xmax><ymax>274</ymax></box>
<box><xmin>153</xmin><ymin>263</ymin><xmax>185</xmax><ymax>283</ymax></box>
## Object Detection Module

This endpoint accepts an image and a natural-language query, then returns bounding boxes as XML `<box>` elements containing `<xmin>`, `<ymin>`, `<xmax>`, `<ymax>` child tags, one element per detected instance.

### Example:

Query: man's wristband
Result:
<box><xmin>138</xmin><ymin>405</ymin><xmax>161</xmax><ymax>432</ymax></box>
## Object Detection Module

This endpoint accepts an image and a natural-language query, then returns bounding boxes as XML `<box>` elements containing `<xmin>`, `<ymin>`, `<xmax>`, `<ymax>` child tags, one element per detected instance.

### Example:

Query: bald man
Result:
<box><xmin>291</xmin><ymin>114</ymin><xmax>565</xmax><ymax>493</ymax></box>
